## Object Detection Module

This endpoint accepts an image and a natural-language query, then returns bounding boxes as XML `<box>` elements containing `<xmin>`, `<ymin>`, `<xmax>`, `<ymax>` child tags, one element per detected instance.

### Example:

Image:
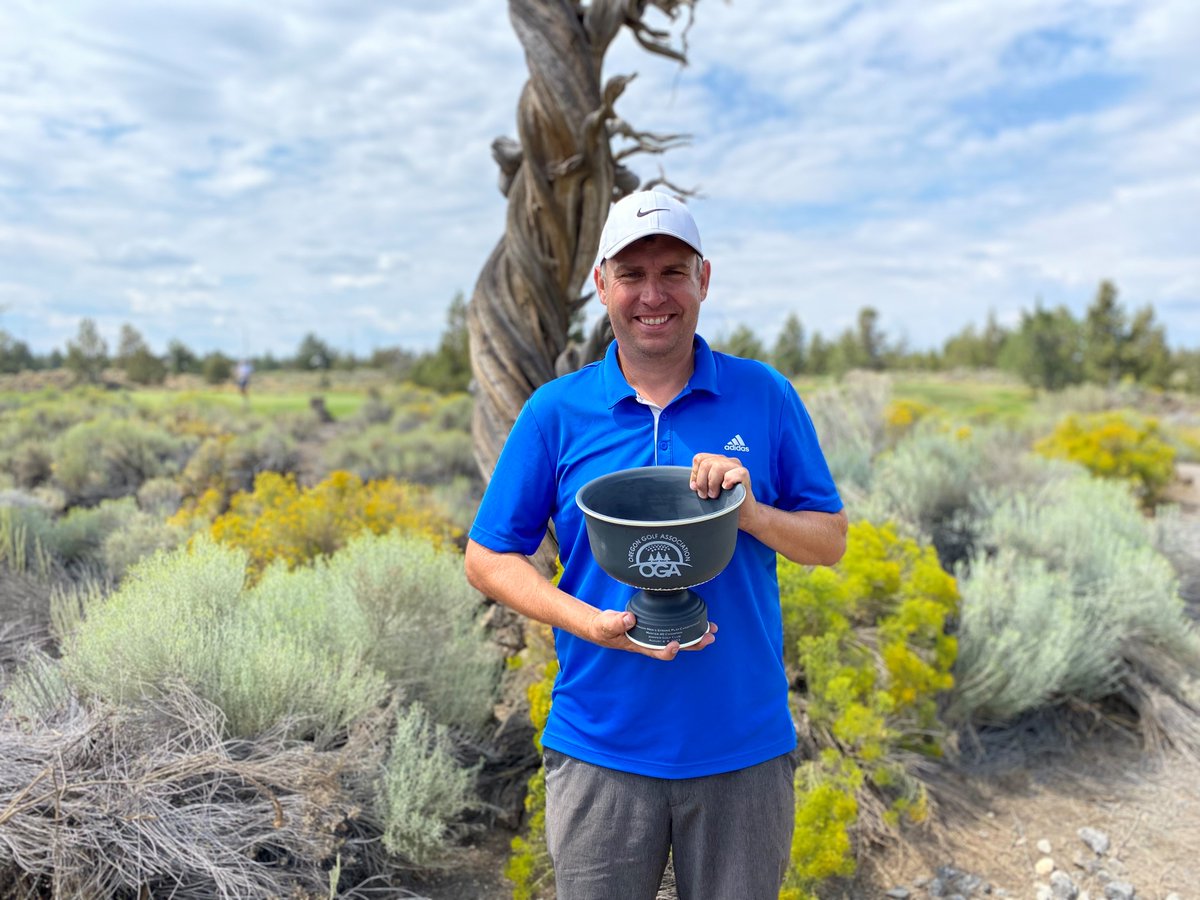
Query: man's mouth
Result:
<box><xmin>638</xmin><ymin>315</ymin><xmax>670</xmax><ymax>326</ymax></box>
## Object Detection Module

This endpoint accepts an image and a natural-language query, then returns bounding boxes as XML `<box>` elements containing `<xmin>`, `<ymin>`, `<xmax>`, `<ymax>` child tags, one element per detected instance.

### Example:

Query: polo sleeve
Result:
<box><xmin>775</xmin><ymin>380</ymin><xmax>843</xmax><ymax>514</ymax></box>
<box><xmin>468</xmin><ymin>398</ymin><xmax>557</xmax><ymax>557</ymax></box>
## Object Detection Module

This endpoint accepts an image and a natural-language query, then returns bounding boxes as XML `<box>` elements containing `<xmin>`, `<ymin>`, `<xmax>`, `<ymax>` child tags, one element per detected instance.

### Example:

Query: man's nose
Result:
<box><xmin>640</xmin><ymin>275</ymin><xmax>668</xmax><ymax>303</ymax></box>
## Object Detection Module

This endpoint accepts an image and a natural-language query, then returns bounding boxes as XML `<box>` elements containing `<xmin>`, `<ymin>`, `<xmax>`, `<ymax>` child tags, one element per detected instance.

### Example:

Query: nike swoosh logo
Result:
<box><xmin>636</xmin><ymin>207</ymin><xmax>668</xmax><ymax>217</ymax></box>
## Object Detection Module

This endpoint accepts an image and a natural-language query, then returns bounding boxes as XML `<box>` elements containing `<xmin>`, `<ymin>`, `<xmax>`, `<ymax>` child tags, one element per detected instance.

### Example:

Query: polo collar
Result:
<box><xmin>600</xmin><ymin>334</ymin><xmax>721</xmax><ymax>409</ymax></box>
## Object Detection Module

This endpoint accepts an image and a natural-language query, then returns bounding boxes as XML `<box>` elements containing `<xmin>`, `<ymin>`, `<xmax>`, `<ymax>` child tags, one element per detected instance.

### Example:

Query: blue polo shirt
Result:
<box><xmin>469</xmin><ymin>335</ymin><xmax>841</xmax><ymax>778</ymax></box>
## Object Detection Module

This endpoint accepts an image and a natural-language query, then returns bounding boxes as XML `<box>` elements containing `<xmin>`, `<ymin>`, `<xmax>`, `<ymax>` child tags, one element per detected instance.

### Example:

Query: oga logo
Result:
<box><xmin>628</xmin><ymin>536</ymin><xmax>693</xmax><ymax>579</ymax></box>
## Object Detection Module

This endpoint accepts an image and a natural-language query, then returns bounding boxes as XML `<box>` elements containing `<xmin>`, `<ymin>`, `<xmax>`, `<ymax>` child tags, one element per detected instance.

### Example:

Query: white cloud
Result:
<box><xmin>0</xmin><ymin>0</ymin><xmax>1196</xmax><ymax>357</ymax></box>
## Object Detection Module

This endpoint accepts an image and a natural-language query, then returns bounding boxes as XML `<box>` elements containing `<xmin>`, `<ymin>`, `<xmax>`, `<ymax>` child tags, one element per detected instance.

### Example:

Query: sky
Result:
<box><xmin>1</xmin><ymin>0</ymin><xmax>1197</xmax><ymax>361</ymax></box>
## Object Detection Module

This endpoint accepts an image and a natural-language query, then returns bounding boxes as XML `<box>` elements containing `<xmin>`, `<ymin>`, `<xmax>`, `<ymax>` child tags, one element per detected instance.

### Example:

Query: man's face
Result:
<box><xmin>594</xmin><ymin>235</ymin><xmax>710</xmax><ymax>366</ymax></box>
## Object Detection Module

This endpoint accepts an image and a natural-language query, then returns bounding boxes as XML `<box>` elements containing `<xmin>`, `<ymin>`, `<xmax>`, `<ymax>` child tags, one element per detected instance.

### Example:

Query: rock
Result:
<box><xmin>1050</xmin><ymin>870</ymin><xmax>1079</xmax><ymax>899</ymax></box>
<box><xmin>1035</xmin><ymin>856</ymin><xmax>1056</xmax><ymax>876</ymax></box>
<box><xmin>1037</xmin><ymin>885</ymin><xmax>1055</xmax><ymax>900</ymax></box>
<box><xmin>1037</xmin><ymin>838</ymin><xmax>1054</xmax><ymax>855</ymax></box>
<box><xmin>1078</xmin><ymin>826</ymin><xmax>1111</xmax><ymax>855</ymax></box>
<box><xmin>1103</xmin><ymin>883</ymin><xmax>1135</xmax><ymax>900</ymax></box>
<box><xmin>885</xmin><ymin>890</ymin><xmax>910</xmax><ymax>899</ymax></box>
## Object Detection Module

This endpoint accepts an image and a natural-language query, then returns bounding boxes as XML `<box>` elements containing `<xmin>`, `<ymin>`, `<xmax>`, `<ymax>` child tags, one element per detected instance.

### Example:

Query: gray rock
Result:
<box><xmin>1103</xmin><ymin>882</ymin><xmax>1135</xmax><ymax>900</ymax></box>
<box><xmin>885</xmin><ymin>889</ymin><xmax>910</xmax><ymax>899</ymax></box>
<box><xmin>1078</xmin><ymin>826</ymin><xmax>1111</xmax><ymax>855</ymax></box>
<box><xmin>1050</xmin><ymin>870</ymin><xmax>1080</xmax><ymax>900</ymax></box>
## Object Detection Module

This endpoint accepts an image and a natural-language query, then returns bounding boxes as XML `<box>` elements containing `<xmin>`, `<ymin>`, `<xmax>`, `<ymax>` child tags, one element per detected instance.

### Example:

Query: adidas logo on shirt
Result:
<box><xmin>724</xmin><ymin>434</ymin><xmax>750</xmax><ymax>453</ymax></box>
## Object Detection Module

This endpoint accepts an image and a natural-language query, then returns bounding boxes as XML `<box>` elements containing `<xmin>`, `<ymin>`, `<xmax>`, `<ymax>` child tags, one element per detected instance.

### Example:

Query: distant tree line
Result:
<box><xmin>0</xmin><ymin>293</ymin><xmax>473</xmax><ymax>394</ymax></box>
<box><xmin>4</xmin><ymin>281</ymin><xmax>1199</xmax><ymax>394</ymax></box>
<box><xmin>713</xmin><ymin>279</ymin><xmax>1198</xmax><ymax>392</ymax></box>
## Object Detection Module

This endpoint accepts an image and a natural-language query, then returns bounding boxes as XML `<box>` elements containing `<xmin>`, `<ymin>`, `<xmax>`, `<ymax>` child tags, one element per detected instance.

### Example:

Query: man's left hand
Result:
<box><xmin>690</xmin><ymin>453</ymin><xmax>757</xmax><ymax>529</ymax></box>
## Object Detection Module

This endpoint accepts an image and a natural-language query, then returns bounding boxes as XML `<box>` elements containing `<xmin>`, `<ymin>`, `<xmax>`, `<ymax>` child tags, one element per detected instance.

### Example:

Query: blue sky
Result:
<box><xmin>1</xmin><ymin>0</ymin><xmax>1197</xmax><ymax>359</ymax></box>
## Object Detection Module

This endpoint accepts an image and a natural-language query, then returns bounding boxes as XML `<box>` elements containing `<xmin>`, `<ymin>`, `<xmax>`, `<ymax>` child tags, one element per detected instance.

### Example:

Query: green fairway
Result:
<box><xmin>792</xmin><ymin>370</ymin><xmax>1037</xmax><ymax>422</ymax></box>
<box><xmin>891</xmin><ymin>374</ymin><xmax>1036</xmax><ymax>420</ymax></box>
<box><xmin>133</xmin><ymin>387</ymin><xmax>368</xmax><ymax>419</ymax></box>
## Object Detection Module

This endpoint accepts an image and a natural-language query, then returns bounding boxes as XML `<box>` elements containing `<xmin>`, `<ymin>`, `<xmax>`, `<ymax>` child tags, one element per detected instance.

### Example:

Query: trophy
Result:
<box><xmin>576</xmin><ymin>465</ymin><xmax>745</xmax><ymax>649</ymax></box>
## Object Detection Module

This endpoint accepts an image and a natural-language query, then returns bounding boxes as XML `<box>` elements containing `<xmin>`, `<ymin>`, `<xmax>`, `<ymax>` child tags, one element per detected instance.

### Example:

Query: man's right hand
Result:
<box><xmin>586</xmin><ymin>609</ymin><xmax>718</xmax><ymax>661</ymax></box>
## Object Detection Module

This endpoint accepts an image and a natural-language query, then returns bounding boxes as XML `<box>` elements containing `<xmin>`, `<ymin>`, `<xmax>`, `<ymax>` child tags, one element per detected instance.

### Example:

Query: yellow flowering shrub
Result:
<box><xmin>504</xmin><ymin>659</ymin><xmax>558</xmax><ymax>900</ymax></box>
<box><xmin>1034</xmin><ymin>410</ymin><xmax>1176</xmax><ymax>507</ymax></box>
<box><xmin>781</xmin><ymin>521</ymin><xmax>958</xmax><ymax>893</ymax></box>
<box><xmin>781</xmin><ymin>751</ymin><xmax>862</xmax><ymax>900</ymax></box>
<box><xmin>200</xmin><ymin>470</ymin><xmax>458</xmax><ymax>578</ymax></box>
<box><xmin>883</xmin><ymin>399</ymin><xmax>934</xmax><ymax>442</ymax></box>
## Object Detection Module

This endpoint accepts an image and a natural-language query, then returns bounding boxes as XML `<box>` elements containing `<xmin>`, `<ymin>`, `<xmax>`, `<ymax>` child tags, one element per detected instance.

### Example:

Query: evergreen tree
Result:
<box><xmin>410</xmin><ymin>292</ymin><xmax>472</xmax><ymax>393</ymax></box>
<box><xmin>1082</xmin><ymin>280</ymin><xmax>1126</xmax><ymax>386</ymax></box>
<box><xmin>856</xmin><ymin>307</ymin><xmax>886</xmax><ymax>370</ymax></box>
<box><xmin>0</xmin><ymin>330</ymin><xmax>35</xmax><ymax>374</ymax></box>
<box><xmin>941</xmin><ymin>311</ymin><xmax>1009</xmax><ymax>370</ymax></box>
<box><xmin>295</xmin><ymin>333</ymin><xmax>335</xmax><ymax>370</ymax></box>
<box><xmin>807</xmin><ymin>332</ymin><xmax>833</xmax><ymax>375</ymax></box>
<box><xmin>64</xmin><ymin>318</ymin><xmax>109</xmax><ymax>384</ymax></box>
<box><xmin>772</xmin><ymin>313</ymin><xmax>806</xmax><ymax>376</ymax></box>
<box><xmin>201</xmin><ymin>351</ymin><xmax>233</xmax><ymax>385</ymax></box>
<box><xmin>1125</xmin><ymin>305</ymin><xmax>1172</xmax><ymax>388</ymax></box>
<box><xmin>999</xmin><ymin>303</ymin><xmax>1083</xmax><ymax>390</ymax></box>
<box><xmin>713</xmin><ymin>323</ymin><xmax>767</xmax><ymax>362</ymax></box>
<box><xmin>115</xmin><ymin>323</ymin><xmax>167</xmax><ymax>385</ymax></box>
<box><xmin>166</xmin><ymin>339</ymin><xmax>201</xmax><ymax>375</ymax></box>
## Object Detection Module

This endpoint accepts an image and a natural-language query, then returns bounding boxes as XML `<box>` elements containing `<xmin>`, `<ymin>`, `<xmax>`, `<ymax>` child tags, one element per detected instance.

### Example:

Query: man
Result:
<box><xmin>234</xmin><ymin>359</ymin><xmax>253</xmax><ymax>400</ymax></box>
<box><xmin>465</xmin><ymin>190</ymin><xmax>846</xmax><ymax>899</ymax></box>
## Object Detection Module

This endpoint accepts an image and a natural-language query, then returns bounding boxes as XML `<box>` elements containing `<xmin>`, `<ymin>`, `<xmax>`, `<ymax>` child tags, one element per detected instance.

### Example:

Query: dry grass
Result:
<box><xmin>0</xmin><ymin>683</ymin><xmax>397</xmax><ymax>899</ymax></box>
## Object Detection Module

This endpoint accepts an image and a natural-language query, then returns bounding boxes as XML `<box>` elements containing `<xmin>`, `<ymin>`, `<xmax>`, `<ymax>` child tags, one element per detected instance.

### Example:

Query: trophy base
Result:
<box><xmin>625</xmin><ymin>588</ymin><xmax>709</xmax><ymax>650</ymax></box>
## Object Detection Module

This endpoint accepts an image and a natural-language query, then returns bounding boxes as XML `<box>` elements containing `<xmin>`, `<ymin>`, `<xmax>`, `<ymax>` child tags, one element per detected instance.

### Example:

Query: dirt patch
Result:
<box><xmin>850</xmin><ymin>739</ymin><xmax>1200</xmax><ymax>899</ymax></box>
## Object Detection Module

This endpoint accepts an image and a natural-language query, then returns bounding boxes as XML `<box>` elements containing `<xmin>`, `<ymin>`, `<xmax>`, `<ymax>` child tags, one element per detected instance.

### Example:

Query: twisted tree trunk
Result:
<box><xmin>468</xmin><ymin>0</ymin><xmax>696</xmax><ymax>489</ymax></box>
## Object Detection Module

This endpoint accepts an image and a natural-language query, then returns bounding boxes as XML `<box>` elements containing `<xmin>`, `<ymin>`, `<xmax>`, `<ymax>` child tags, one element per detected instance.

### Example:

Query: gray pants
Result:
<box><xmin>543</xmin><ymin>748</ymin><xmax>796</xmax><ymax>900</ymax></box>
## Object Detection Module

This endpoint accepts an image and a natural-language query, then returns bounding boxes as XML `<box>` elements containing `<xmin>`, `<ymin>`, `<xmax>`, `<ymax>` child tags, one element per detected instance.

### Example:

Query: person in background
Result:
<box><xmin>234</xmin><ymin>359</ymin><xmax>253</xmax><ymax>401</ymax></box>
<box><xmin>464</xmin><ymin>190</ymin><xmax>847</xmax><ymax>899</ymax></box>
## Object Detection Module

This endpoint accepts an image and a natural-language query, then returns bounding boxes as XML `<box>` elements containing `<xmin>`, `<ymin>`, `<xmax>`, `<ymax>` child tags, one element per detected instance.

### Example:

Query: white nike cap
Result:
<box><xmin>597</xmin><ymin>189</ymin><xmax>703</xmax><ymax>262</ymax></box>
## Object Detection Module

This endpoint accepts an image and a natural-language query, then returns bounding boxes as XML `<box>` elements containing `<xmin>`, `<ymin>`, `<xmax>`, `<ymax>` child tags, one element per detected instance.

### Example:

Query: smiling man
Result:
<box><xmin>465</xmin><ymin>190</ymin><xmax>847</xmax><ymax>899</ymax></box>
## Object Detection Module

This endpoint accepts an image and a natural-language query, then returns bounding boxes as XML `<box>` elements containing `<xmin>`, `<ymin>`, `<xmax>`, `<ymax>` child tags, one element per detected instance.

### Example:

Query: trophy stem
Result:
<box><xmin>625</xmin><ymin>588</ymin><xmax>709</xmax><ymax>650</ymax></box>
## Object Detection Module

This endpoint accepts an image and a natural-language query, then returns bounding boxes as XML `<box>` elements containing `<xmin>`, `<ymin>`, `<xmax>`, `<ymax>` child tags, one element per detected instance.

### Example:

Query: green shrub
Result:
<box><xmin>380</xmin><ymin>702</ymin><xmax>479</xmax><ymax>867</ymax></box>
<box><xmin>1034</xmin><ymin>410</ymin><xmax>1176</xmax><ymax>507</ymax></box>
<box><xmin>177</xmin><ymin>428</ymin><xmax>300</xmax><ymax>504</ymax></box>
<box><xmin>802</xmin><ymin>372</ymin><xmax>891</xmax><ymax>493</ymax></box>
<box><xmin>322</xmin><ymin>421</ymin><xmax>478</xmax><ymax>485</ymax></box>
<box><xmin>50</xmin><ymin>416</ymin><xmax>193</xmax><ymax>505</ymax></box>
<box><xmin>950</xmin><ymin>473</ymin><xmax>1200</xmax><ymax>724</ymax></box>
<box><xmin>62</xmin><ymin>537</ymin><xmax>389</xmax><ymax>744</ymax></box>
<box><xmin>100</xmin><ymin>509</ymin><xmax>185</xmax><ymax>582</ymax></box>
<box><xmin>857</xmin><ymin>423</ymin><xmax>1074</xmax><ymax>572</ymax></box>
<box><xmin>0</xmin><ymin>506</ymin><xmax>55</xmax><ymax>580</ymax></box>
<box><xmin>136</xmin><ymin>476</ymin><xmax>183</xmax><ymax>516</ymax></box>
<box><xmin>854</xmin><ymin>423</ymin><xmax>987</xmax><ymax>571</ymax></box>
<box><xmin>248</xmin><ymin>529</ymin><xmax>499</xmax><ymax>732</ymax></box>
<box><xmin>63</xmin><ymin>530</ymin><xmax>498</xmax><ymax>742</ymax></box>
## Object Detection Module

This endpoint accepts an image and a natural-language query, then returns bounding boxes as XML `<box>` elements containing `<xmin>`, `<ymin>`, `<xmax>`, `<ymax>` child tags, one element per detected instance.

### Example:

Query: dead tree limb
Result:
<box><xmin>467</xmin><ymin>0</ymin><xmax>698</xmax><ymax>491</ymax></box>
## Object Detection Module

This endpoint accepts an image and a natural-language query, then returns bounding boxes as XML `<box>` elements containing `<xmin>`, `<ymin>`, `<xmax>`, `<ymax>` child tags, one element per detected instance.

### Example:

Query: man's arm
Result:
<box><xmin>463</xmin><ymin>539</ymin><xmax>717</xmax><ymax>659</ymax></box>
<box><xmin>739</xmin><ymin>504</ymin><xmax>848</xmax><ymax>566</ymax></box>
<box><xmin>690</xmin><ymin>453</ymin><xmax>848</xmax><ymax>566</ymax></box>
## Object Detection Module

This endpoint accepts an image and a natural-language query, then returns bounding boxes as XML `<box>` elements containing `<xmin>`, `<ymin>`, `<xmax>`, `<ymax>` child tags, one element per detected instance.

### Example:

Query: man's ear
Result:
<box><xmin>699</xmin><ymin>258</ymin><xmax>711</xmax><ymax>302</ymax></box>
<box><xmin>594</xmin><ymin>264</ymin><xmax>608</xmax><ymax>306</ymax></box>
